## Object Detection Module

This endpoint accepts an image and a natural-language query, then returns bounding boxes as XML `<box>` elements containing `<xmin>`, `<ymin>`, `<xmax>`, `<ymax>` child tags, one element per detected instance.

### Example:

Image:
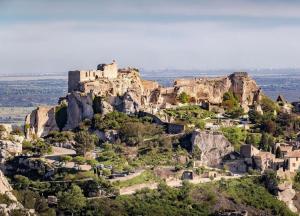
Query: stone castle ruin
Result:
<box><xmin>26</xmin><ymin>60</ymin><xmax>262</xmax><ymax>138</ymax></box>
<box><xmin>68</xmin><ymin>60</ymin><xmax>118</xmax><ymax>92</ymax></box>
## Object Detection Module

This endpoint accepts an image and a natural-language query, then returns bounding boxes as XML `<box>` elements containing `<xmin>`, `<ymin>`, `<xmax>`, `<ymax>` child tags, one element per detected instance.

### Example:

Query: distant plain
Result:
<box><xmin>0</xmin><ymin>69</ymin><xmax>299</xmax><ymax>124</ymax></box>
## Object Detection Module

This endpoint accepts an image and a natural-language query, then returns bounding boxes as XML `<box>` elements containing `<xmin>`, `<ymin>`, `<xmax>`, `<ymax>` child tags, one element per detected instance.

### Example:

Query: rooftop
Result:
<box><xmin>286</xmin><ymin>150</ymin><xmax>300</xmax><ymax>158</ymax></box>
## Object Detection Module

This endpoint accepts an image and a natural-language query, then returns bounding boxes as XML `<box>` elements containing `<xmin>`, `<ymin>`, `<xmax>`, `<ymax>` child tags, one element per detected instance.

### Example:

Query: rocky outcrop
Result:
<box><xmin>0</xmin><ymin>170</ymin><xmax>13</xmax><ymax>195</ymax></box>
<box><xmin>95</xmin><ymin>130</ymin><xmax>119</xmax><ymax>143</ymax></box>
<box><xmin>0</xmin><ymin>170</ymin><xmax>25</xmax><ymax>215</ymax></box>
<box><xmin>0</xmin><ymin>139</ymin><xmax>22</xmax><ymax>162</ymax></box>
<box><xmin>64</xmin><ymin>92</ymin><xmax>94</xmax><ymax>130</ymax></box>
<box><xmin>174</xmin><ymin>72</ymin><xmax>261</xmax><ymax>112</ymax></box>
<box><xmin>277</xmin><ymin>182</ymin><xmax>298</xmax><ymax>213</ymax></box>
<box><xmin>191</xmin><ymin>130</ymin><xmax>234</xmax><ymax>167</ymax></box>
<box><xmin>25</xmin><ymin>106</ymin><xmax>59</xmax><ymax>138</ymax></box>
<box><xmin>25</xmin><ymin>62</ymin><xmax>262</xmax><ymax>136</ymax></box>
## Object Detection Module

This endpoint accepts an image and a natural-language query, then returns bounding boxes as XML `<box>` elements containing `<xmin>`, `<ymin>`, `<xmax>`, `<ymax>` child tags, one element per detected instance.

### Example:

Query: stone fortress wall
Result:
<box><xmin>68</xmin><ymin>60</ymin><xmax>118</xmax><ymax>92</ymax></box>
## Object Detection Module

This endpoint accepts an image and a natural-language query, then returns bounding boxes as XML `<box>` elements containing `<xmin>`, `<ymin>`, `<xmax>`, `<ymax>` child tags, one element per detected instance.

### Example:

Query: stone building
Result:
<box><xmin>68</xmin><ymin>61</ymin><xmax>118</xmax><ymax>92</ymax></box>
<box><xmin>278</xmin><ymin>144</ymin><xmax>293</xmax><ymax>157</ymax></box>
<box><xmin>285</xmin><ymin>150</ymin><xmax>300</xmax><ymax>172</ymax></box>
<box><xmin>240</xmin><ymin>144</ymin><xmax>260</xmax><ymax>158</ymax></box>
<box><xmin>253</xmin><ymin>152</ymin><xmax>275</xmax><ymax>171</ymax></box>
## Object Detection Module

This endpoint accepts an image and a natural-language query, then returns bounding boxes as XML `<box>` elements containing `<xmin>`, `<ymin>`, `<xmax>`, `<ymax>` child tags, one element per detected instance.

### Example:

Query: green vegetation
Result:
<box><xmin>57</xmin><ymin>184</ymin><xmax>86</xmax><ymax>215</ymax></box>
<box><xmin>245</xmin><ymin>133</ymin><xmax>261</xmax><ymax>147</ymax></box>
<box><xmin>221</xmin><ymin>126</ymin><xmax>247</xmax><ymax>150</ymax></box>
<box><xmin>55</xmin><ymin>103</ymin><xmax>68</xmax><ymax>130</ymax></box>
<box><xmin>163</xmin><ymin>105</ymin><xmax>215</xmax><ymax>125</ymax></box>
<box><xmin>93</xmin><ymin>111</ymin><xmax>137</xmax><ymax>131</ymax></box>
<box><xmin>113</xmin><ymin>170</ymin><xmax>160</xmax><ymax>188</ymax></box>
<box><xmin>259</xmin><ymin>133</ymin><xmax>274</xmax><ymax>151</ymax></box>
<box><xmin>22</xmin><ymin>139</ymin><xmax>52</xmax><ymax>155</ymax></box>
<box><xmin>46</xmin><ymin>130</ymin><xmax>75</xmax><ymax>144</ymax></box>
<box><xmin>13</xmin><ymin>189</ymin><xmax>55</xmax><ymax>215</ymax></box>
<box><xmin>120</xmin><ymin>121</ymin><xmax>163</xmax><ymax>146</ymax></box>
<box><xmin>81</xmin><ymin>177</ymin><xmax>296</xmax><ymax>215</ymax></box>
<box><xmin>178</xmin><ymin>92</ymin><xmax>190</xmax><ymax>103</ymax></box>
<box><xmin>225</xmin><ymin>177</ymin><xmax>294</xmax><ymax>215</ymax></box>
<box><xmin>261</xmin><ymin>96</ymin><xmax>279</xmax><ymax>113</ymax></box>
<box><xmin>0</xmin><ymin>193</ymin><xmax>13</xmax><ymax>205</ymax></box>
<box><xmin>222</xmin><ymin>91</ymin><xmax>244</xmax><ymax>118</ymax></box>
<box><xmin>74</xmin><ymin>130</ymin><xmax>98</xmax><ymax>155</ymax></box>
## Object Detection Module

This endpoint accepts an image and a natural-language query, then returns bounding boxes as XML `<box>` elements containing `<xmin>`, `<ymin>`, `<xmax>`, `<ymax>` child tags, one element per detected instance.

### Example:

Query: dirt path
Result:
<box><xmin>119</xmin><ymin>174</ymin><xmax>243</xmax><ymax>195</ymax></box>
<box><xmin>119</xmin><ymin>182</ymin><xmax>158</xmax><ymax>195</ymax></box>
<box><xmin>109</xmin><ymin>169</ymin><xmax>145</xmax><ymax>182</ymax></box>
<box><xmin>45</xmin><ymin>147</ymin><xmax>76</xmax><ymax>157</ymax></box>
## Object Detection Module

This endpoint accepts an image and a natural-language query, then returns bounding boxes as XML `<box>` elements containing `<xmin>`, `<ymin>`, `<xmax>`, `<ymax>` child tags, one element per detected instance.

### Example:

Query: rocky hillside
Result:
<box><xmin>191</xmin><ymin>130</ymin><xmax>234</xmax><ymax>167</ymax></box>
<box><xmin>25</xmin><ymin>63</ymin><xmax>262</xmax><ymax>138</ymax></box>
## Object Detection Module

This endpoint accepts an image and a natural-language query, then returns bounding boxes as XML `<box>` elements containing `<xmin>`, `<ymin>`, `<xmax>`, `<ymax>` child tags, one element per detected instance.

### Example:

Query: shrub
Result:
<box><xmin>221</xmin><ymin>127</ymin><xmax>247</xmax><ymax>151</ymax></box>
<box><xmin>178</xmin><ymin>92</ymin><xmax>190</xmax><ymax>104</ymax></box>
<box><xmin>74</xmin><ymin>131</ymin><xmax>98</xmax><ymax>155</ymax></box>
<box><xmin>57</xmin><ymin>184</ymin><xmax>86</xmax><ymax>214</ymax></box>
<box><xmin>73</xmin><ymin>156</ymin><xmax>86</xmax><ymax>165</ymax></box>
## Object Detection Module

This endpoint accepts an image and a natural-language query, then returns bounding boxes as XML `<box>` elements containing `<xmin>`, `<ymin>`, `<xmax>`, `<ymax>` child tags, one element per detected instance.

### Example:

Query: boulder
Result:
<box><xmin>277</xmin><ymin>182</ymin><xmax>298</xmax><ymax>213</ymax></box>
<box><xmin>95</xmin><ymin>130</ymin><xmax>119</xmax><ymax>143</ymax></box>
<box><xmin>191</xmin><ymin>130</ymin><xmax>234</xmax><ymax>167</ymax></box>
<box><xmin>25</xmin><ymin>106</ymin><xmax>59</xmax><ymax>138</ymax></box>
<box><xmin>0</xmin><ymin>140</ymin><xmax>22</xmax><ymax>156</ymax></box>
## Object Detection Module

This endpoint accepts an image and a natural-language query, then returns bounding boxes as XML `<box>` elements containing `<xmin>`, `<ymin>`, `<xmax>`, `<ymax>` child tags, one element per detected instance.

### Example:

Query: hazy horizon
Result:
<box><xmin>2</xmin><ymin>0</ymin><xmax>300</xmax><ymax>74</ymax></box>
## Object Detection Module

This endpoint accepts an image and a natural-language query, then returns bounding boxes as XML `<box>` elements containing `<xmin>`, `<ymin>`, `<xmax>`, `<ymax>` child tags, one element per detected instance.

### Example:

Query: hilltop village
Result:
<box><xmin>0</xmin><ymin>61</ymin><xmax>299</xmax><ymax>215</ymax></box>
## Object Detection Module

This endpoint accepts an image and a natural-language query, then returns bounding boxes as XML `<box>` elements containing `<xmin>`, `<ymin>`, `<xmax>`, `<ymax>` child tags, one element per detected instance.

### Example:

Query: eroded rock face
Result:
<box><xmin>64</xmin><ymin>92</ymin><xmax>94</xmax><ymax>130</ymax></box>
<box><xmin>25</xmin><ymin>106</ymin><xmax>59</xmax><ymax>138</ymax></box>
<box><xmin>191</xmin><ymin>130</ymin><xmax>234</xmax><ymax>167</ymax></box>
<box><xmin>174</xmin><ymin>72</ymin><xmax>261</xmax><ymax>112</ymax></box>
<box><xmin>277</xmin><ymin>182</ymin><xmax>298</xmax><ymax>213</ymax></box>
<box><xmin>0</xmin><ymin>139</ymin><xmax>22</xmax><ymax>162</ymax></box>
<box><xmin>0</xmin><ymin>170</ymin><xmax>24</xmax><ymax>215</ymax></box>
<box><xmin>26</xmin><ymin>64</ymin><xmax>262</xmax><ymax>136</ymax></box>
<box><xmin>95</xmin><ymin>130</ymin><xmax>119</xmax><ymax>143</ymax></box>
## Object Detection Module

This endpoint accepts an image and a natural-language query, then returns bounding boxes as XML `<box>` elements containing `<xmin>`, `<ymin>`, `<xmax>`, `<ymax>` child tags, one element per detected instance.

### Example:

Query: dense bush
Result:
<box><xmin>22</xmin><ymin>139</ymin><xmax>52</xmax><ymax>155</ymax></box>
<box><xmin>221</xmin><ymin>127</ymin><xmax>247</xmax><ymax>150</ymax></box>
<box><xmin>74</xmin><ymin>131</ymin><xmax>98</xmax><ymax>155</ymax></box>
<box><xmin>163</xmin><ymin>105</ymin><xmax>215</xmax><ymax>125</ymax></box>
<box><xmin>178</xmin><ymin>92</ymin><xmax>190</xmax><ymax>104</ymax></box>
<box><xmin>93</xmin><ymin>111</ymin><xmax>137</xmax><ymax>130</ymax></box>
<box><xmin>120</xmin><ymin>121</ymin><xmax>163</xmax><ymax>146</ymax></box>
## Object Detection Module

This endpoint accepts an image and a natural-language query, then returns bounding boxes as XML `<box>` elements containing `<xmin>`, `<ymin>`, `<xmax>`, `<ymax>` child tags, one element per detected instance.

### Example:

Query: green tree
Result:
<box><xmin>61</xmin><ymin>155</ymin><xmax>72</xmax><ymax>164</ymax></box>
<box><xmin>260</xmin><ymin>96</ymin><xmax>278</xmax><ymax>113</ymax></box>
<box><xmin>294</xmin><ymin>171</ymin><xmax>300</xmax><ymax>183</ymax></box>
<box><xmin>74</xmin><ymin>131</ymin><xmax>97</xmax><ymax>156</ymax></box>
<box><xmin>14</xmin><ymin>175</ymin><xmax>31</xmax><ymax>190</ymax></box>
<box><xmin>221</xmin><ymin>127</ymin><xmax>246</xmax><ymax>151</ymax></box>
<box><xmin>57</xmin><ymin>184</ymin><xmax>86</xmax><ymax>215</ymax></box>
<box><xmin>248</xmin><ymin>110</ymin><xmax>262</xmax><ymax>124</ymax></box>
<box><xmin>260</xmin><ymin>170</ymin><xmax>279</xmax><ymax>195</ymax></box>
<box><xmin>222</xmin><ymin>91</ymin><xmax>239</xmax><ymax>111</ymax></box>
<box><xmin>178</xmin><ymin>92</ymin><xmax>190</xmax><ymax>104</ymax></box>
<box><xmin>275</xmin><ymin>147</ymin><xmax>283</xmax><ymax>158</ymax></box>
<box><xmin>73</xmin><ymin>156</ymin><xmax>86</xmax><ymax>165</ymax></box>
<box><xmin>259</xmin><ymin>133</ymin><xmax>269</xmax><ymax>151</ymax></box>
<box><xmin>228</xmin><ymin>106</ymin><xmax>244</xmax><ymax>119</ymax></box>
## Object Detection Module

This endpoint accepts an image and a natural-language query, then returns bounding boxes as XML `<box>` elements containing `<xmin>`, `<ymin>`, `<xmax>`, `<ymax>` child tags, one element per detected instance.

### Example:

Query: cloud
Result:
<box><xmin>1</xmin><ymin>0</ymin><xmax>300</xmax><ymax>74</ymax></box>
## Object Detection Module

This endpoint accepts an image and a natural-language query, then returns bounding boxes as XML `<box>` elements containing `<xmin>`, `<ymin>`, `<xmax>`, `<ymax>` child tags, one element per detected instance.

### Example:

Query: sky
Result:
<box><xmin>1</xmin><ymin>0</ymin><xmax>300</xmax><ymax>74</ymax></box>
